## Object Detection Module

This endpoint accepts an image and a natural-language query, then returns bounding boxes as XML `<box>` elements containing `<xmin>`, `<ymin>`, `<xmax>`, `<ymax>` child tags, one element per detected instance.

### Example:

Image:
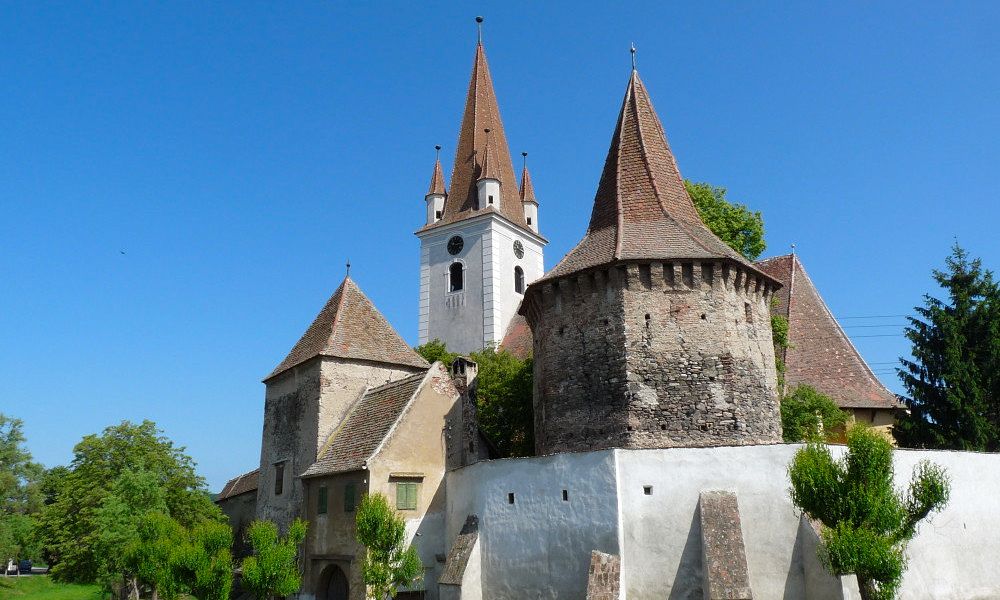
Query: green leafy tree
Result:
<box><xmin>413</xmin><ymin>339</ymin><xmax>458</xmax><ymax>366</ymax></box>
<box><xmin>895</xmin><ymin>244</ymin><xmax>1000</xmax><ymax>451</ymax></box>
<box><xmin>781</xmin><ymin>385</ymin><xmax>850</xmax><ymax>442</ymax></box>
<box><xmin>355</xmin><ymin>493</ymin><xmax>422</xmax><ymax>600</ymax></box>
<box><xmin>686</xmin><ymin>180</ymin><xmax>766</xmax><ymax>260</ymax></box>
<box><xmin>125</xmin><ymin>512</ymin><xmax>187</xmax><ymax>600</ymax></box>
<box><xmin>469</xmin><ymin>347</ymin><xmax>534</xmax><ymax>457</ymax></box>
<box><xmin>0</xmin><ymin>414</ymin><xmax>44</xmax><ymax>562</ymax></box>
<box><xmin>37</xmin><ymin>420</ymin><xmax>224</xmax><ymax>583</ymax></box>
<box><xmin>241</xmin><ymin>518</ymin><xmax>307</xmax><ymax>600</ymax></box>
<box><xmin>176</xmin><ymin>520</ymin><xmax>234</xmax><ymax>600</ymax></box>
<box><xmin>789</xmin><ymin>425</ymin><xmax>951</xmax><ymax>600</ymax></box>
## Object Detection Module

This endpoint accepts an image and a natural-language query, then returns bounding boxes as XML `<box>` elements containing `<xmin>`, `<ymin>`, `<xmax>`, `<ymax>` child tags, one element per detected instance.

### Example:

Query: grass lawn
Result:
<box><xmin>0</xmin><ymin>576</ymin><xmax>103</xmax><ymax>600</ymax></box>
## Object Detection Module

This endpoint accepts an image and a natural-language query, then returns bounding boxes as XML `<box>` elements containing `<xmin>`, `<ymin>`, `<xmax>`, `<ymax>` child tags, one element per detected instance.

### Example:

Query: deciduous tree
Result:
<box><xmin>240</xmin><ymin>518</ymin><xmax>307</xmax><ymax>600</ymax></box>
<box><xmin>355</xmin><ymin>493</ymin><xmax>422</xmax><ymax>600</ymax></box>
<box><xmin>0</xmin><ymin>414</ymin><xmax>43</xmax><ymax>562</ymax></box>
<box><xmin>686</xmin><ymin>180</ymin><xmax>766</xmax><ymax>260</ymax></box>
<box><xmin>789</xmin><ymin>425</ymin><xmax>950</xmax><ymax>600</ymax></box>
<box><xmin>780</xmin><ymin>385</ymin><xmax>849</xmax><ymax>442</ymax></box>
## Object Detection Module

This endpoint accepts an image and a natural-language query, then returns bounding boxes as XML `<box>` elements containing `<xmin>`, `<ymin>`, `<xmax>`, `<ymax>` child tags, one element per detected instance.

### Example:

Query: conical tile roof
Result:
<box><xmin>418</xmin><ymin>42</ymin><xmax>529</xmax><ymax>233</ymax></box>
<box><xmin>266</xmin><ymin>277</ymin><xmax>429</xmax><ymax>380</ymax></box>
<box><xmin>756</xmin><ymin>254</ymin><xmax>900</xmax><ymax>409</ymax></box>
<box><xmin>427</xmin><ymin>158</ymin><xmax>447</xmax><ymax>196</ymax></box>
<box><xmin>520</xmin><ymin>165</ymin><xmax>538</xmax><ymax>204</ymax></box>
<box><xmin>540</xmin><ymin>69</ymin><xmax>770</xmax><ymax>283</ymax></box>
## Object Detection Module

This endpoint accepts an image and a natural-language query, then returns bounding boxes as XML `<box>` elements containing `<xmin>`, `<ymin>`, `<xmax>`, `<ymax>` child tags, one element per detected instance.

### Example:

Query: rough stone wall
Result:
<box><xmin>527</xmin><ymin>261</ymin><xmax>781</xmax><ymax>454</ymax></box>
<box><xmin>699</xmin><ymin>491</ymin><xmax>753</xmax><ymax>600</ymax></box>
<box><xmin>585</xmin><ymin>551</ymin><xmax>621</xmax><ymax>600</ymax></box>
<box><xmin>256</xmin><ymin>357</ymin><xmax>423</xmax><ymax>530</ymax></box>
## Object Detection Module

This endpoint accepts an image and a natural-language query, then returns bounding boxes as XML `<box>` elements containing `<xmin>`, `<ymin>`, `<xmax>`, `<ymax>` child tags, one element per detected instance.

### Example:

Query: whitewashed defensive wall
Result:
<box><xmin>443</xmin><ymin>445</ymin><xmax>1000</xmax><ymax>599</ymax></box>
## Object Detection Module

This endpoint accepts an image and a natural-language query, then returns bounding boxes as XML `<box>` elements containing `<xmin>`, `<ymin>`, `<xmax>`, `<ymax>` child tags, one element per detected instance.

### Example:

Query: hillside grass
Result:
<box><xmin>0</xmin><ymin>576</ymin><xmax>103</xmax><ymax>600</ymax></box>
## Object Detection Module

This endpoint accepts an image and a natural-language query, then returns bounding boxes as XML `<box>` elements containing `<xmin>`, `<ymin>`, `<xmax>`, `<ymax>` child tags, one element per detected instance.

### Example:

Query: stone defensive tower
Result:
<box><xmin>521</xmin><ymin>67</ymin><xmax>783</xmax><ymax>455</ymax></box>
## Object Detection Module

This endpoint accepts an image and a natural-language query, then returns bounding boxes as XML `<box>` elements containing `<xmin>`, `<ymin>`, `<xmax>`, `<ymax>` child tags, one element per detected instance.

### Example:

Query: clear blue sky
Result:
<box><xmin>3</xmin><ymin>2</ymin><xmax>998</xmax><ymax>490</ymax></box>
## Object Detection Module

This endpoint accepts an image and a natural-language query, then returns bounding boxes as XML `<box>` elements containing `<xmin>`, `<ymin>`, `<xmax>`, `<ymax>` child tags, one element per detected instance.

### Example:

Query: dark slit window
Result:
<box><xmin>449</xmin><ymin>262</ymin><xmax>464</xmax><ymax>292</ymax></box>
<box><xmin>514</xmin><ymin>266</ymin><xmax>525</xmax><ymax>294</ymax></box>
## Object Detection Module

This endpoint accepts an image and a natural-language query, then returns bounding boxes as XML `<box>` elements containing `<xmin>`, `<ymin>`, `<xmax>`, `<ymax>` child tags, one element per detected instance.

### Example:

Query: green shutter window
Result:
<box><xmin>318</xmin><ymin>485</ymin><xmax>328</xmax><ymax>515</ymax></box>
<box><xmin>344</xmin><ymin>483</ymin><xmax>356</xmax><ymax>513</ymax></box>
<box><xmin>396</xmin><ymin>482</ymin><xmax>418</xmax><ymax>510</ymax></box>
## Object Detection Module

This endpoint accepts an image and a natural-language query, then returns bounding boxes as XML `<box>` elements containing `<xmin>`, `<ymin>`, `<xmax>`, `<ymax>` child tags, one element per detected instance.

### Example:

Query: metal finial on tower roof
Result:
<box><xmin>476</xmin><ymin>16</ymin><xmax>484</xmax><ymax>44</ymax></box>
<box><xmin>522</xmin><ymin>151</ymin><xmax>528</xmax><ymax>170</ymax></box>
<box><xmin>791</xmin><ymin>243</ymin><xmax>796</xmax><ymax>255</ymax></box>
<box><xmin>346</xmin><ymin>259</ymin><xmax>351</xmax><ymax>277</ymax></box>
<box><xmin>630</xmin><ymin>43</ymin><xmax>637</xmax><ymax>71</ymax></box>
<box><xmin>435</xmin><ymin>145</ymin><xmax>441</xmax><ymax>159</ymax></box>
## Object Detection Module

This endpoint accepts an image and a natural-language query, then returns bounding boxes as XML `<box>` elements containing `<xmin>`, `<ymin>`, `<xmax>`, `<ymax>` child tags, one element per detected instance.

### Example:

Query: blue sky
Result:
<box><xmin>2</xmin><ymin>2</ymin><xmax>998</xmax><ymax>490</ymax></box>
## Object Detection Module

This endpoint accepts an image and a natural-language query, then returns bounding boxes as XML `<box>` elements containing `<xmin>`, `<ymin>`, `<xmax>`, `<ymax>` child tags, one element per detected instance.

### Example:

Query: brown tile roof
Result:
<box><xmin>418</xmin><ymin>42</ymin><xmax>531</xmax><ymax>235</ymax></box>
<box><xmin>756</xmin><ymin>254</ymin><xmax>901</xmax><ymax>410</ymax></box>
<box><xmin>534</xmin><ymin>69</ymin><xmax>773</xmax><ymax>285</ymax></box>
<box><xmin>300</xmin><ymin>368</ymin><xmax>437</xmax><ymax>477</ymax></box>
<box><xmin>266</xmin><ymin>276</ymin><xmax>429</xmax><ymax>381</ymax></box>
<box><xmin>499</xmin><ymin>313</ymin><xmax>532</xmax><ymax>359</ymax></box>
<box><xmin>217</xmin><ymin>468</ymin><xmax>259</xmax><ymax>501</ymax></box>
<box><xmin>519</xmin><ymin>166</ymin><xmax>538</xmax><ymax>205</ymax></box>
<box><xmin>427</xmin><ymin>158</ymin><xmax>447</xmax><ymax>196</ymax></box>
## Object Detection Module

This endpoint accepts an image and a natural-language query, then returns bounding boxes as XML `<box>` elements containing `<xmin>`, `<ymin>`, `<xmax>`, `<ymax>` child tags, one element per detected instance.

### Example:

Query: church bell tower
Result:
<box><xmin>416</xmin><ymin>23</ymin><xmax>546</xmax><ymax>355</ymax></box>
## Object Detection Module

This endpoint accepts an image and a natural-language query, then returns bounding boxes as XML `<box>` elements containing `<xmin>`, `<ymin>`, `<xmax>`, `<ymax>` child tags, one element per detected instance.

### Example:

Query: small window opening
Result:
<box><xmin>660</xmin><ymin>424</ymin><xmax>667</xmax><ymax>431</ymax></box>
<box><xmin>514</xmin><ymin>266</ymin><xmax>525</xmax><ymax>294</ymax></box>
<box><xmin>488</xmin><ymin>195</ymin><xmax>494</xmax><ymax>204</ymax></box>
<box><xmin>449</xmin><ymin>262</ymin><xmax>464</xmax><ymax>292</ymax></box>
<box><xmin>274</xmin><ymin>462</ymin><xmax>285</xmax><ymax>496</ymax></box>
<box><xmin>562</xmin><ymin>490</ymin><xmax>569</xmax><ymax>502</ymax></box>
<box><xmin>700</xmin><ymin>313</ymin><xmax>707</xmax><ymax>320</ymax></box>
<box><xmin>744</xmin><ymin>302</ymin><xmax>753</xmax><ymax>324</ymax></box>
<box><xmin>435</xmin><ymin>210</ymin><xmax>442</xmax><ymax>219</ymax></box>
<box><xmin>643</xmin><ymin>485</ymin><xmax>653</xmax><ymax>495</ymax></box>
<box><xmin>344</xmin><ymin>482</ymin><xmax>357</xmax><ymax>512</ymax></box>
<box><xmin>527</xmin><ymin>217</ymin><xmax>532</xmax><ymax>225</ymax></box>
<box><xmin>627</xmin><ymin>425</ymin><xmax>634</xmax><ymax>431</ymax></box>
<box><xmin>318</xmin><ymin>485</ymin><xmax>328</xmax><ymax>515</ymax></box>
<box><xmin>558</xmin><ymin>327</ymin><xmax>565</xmax><ymax>336</ymax></box>
<box><xmin>507</xmin><ymin>492</ymin><xmax>515</xmax><ymax>505</ymax></box>
<box><xmin>469</xmin><ymin>440</ymin><xmax>475</xmax><ymax>454</ymax></box>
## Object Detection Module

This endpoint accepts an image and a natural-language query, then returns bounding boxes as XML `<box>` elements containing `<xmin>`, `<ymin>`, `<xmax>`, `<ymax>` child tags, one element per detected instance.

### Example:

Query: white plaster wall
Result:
<box><xmin>445</xmin><ymin>451</ymin><xmax>620</xmax><ymax>600</ymax></box>
<box><xmin>444</xmin><ymin>445</ymin><xmax>1000</xmax><ymax>600</ymax></box>
<box><xmin>418</xmin><ymin>214</ymin><xmax>544</xmax><ymax>354</ymax></box>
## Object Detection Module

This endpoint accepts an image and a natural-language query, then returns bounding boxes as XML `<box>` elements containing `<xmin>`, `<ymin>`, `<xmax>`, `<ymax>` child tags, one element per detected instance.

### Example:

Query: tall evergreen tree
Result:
<box><xmin>895</xmin><ymin>245</ymin><xmax>1000</xmax><ymax>451</ymax></box>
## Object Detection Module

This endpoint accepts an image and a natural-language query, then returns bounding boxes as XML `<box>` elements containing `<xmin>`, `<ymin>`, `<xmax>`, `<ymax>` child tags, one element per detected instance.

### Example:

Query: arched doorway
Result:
<box><xmin>318</xmin><ymin>564</ymin><xmax>349</xmax><ymax>600</ymax></box>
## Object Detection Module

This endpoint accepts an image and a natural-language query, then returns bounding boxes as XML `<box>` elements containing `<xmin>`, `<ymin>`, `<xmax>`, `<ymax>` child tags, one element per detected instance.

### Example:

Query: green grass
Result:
<box><xmin>0</xmin><ymin>576</ymin><xmax>103</xmax><ymax>600</ymax></box>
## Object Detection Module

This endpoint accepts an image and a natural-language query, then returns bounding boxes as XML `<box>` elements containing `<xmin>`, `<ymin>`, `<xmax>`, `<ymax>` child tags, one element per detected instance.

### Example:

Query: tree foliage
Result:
<box><xmin>240</xmin><ymin>518</ymin><xmax>307</xmax><ymax>600</ymax></box>
<box><xmin>895</xmin><ymin>244</ymin><xmax>1000</xmax><ymax>451</ymax></box>
<box><xmin>37</xmin><ymin>420</ymin><xmax>224</xmax><ymax>583</ymax></box>
<box><xmin>686</xmin><ymin>180</ymin><xmax>766</xmax><ymax>260</ymax></box>
<box><xmin>468</xmin><ymin>347</ymin><xmax>534</xmax><ymax>457</ymax></box>
<box><xmin>355</xmin><ymin>493</ymin><xmax>422</xmax><ymax>600</ymax></box>
<box><xmin>781</xmin><ymin>385</ymin><xmax>850</xmax><ymax>442</ymax></box>
<box><xmin>413</xmin><ymin>339</ymin><xmax>458</xmax><ymax>366</ymax></box>
<box><xmin>0</xmin><ymin>414</ymin><xmax>44</xmax><ymax>562</ymax></box>
<box><xmin>788</xmin><ymin>425</ymin><xmax>950</xmax><ymax>600</ymax></box>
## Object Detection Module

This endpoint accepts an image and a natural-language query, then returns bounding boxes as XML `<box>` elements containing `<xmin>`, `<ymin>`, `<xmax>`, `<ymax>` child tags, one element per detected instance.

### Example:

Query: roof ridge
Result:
<box><xmin>367</xmin><ymin>369</ymin><xmax>429</xmax><ymax>393</ymax></box>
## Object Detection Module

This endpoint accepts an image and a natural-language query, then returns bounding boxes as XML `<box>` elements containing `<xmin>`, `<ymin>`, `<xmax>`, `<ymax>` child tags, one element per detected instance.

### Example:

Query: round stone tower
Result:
<box><xmin>521</xmin><ymin>68</ymin><xmax>782</xmax><ymax>455</ymax></box>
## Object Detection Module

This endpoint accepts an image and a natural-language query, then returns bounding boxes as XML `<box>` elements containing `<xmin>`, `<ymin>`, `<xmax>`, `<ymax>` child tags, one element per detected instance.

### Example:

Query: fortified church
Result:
<box><xmin>217</xmin><ymin>22</ymin><xmax>998</xmax><ymax>600</ymax></box>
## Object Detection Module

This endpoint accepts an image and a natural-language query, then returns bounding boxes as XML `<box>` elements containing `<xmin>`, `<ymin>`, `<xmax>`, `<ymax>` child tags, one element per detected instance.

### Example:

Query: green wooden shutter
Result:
<box><xmin>344</xmin><ymin>483</ymin><xmax>356</xmax><ymax>512</ymax></box>
<box><xmin>396</xmin><ymin>482</ymin><xmax>418</xmax><ymax>510</ymax></box>
<box><xmin>318</xmin><ymin>485</ymin><xmax>328</xmax><ymax>515</ymax></box>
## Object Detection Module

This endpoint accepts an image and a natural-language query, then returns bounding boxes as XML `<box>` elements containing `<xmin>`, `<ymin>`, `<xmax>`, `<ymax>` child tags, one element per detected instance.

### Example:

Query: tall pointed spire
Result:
<box><xmin>540</xmin><ymin>67</ymin><xmax>770</xmax><ymax>282</ymax></box>
<box><xmin>421</xmin><ymin>31</ymin><xmax>527</xmax><ymax>232</ymax></box>
<box><xmin>520</xmin><ymin>161</ymin><xmax>538</xmax><ymax>205</ymax></box>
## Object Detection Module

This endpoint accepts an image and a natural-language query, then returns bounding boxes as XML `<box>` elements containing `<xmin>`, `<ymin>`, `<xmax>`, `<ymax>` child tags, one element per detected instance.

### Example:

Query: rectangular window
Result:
<box><xmin>435</xmin><ymin>210</ymin><xmax>442</xmax><ymax>219</ymax></box>
<box><xmin>396</xmin><ymin>482</ymin><xmax>418</xmax><ymax>510</ymax></box>
<box><xmin>344</xmin><ymin>482</ymin><xmax>357</xmax><ymax>512</ymax></box>
<box><xmin>527</xmin><ymin>217</ymin><xmax>532</xmax><ymax>225</ymax></box>
<box><xmin>274</xmin><ymin>462</ymin><xmax>285</xmax><ymax>496</ymax></box>
<box><xmin>318</xmin><ymin>485</ymin><xmax>328</xmax><ymax>515</ymax></box>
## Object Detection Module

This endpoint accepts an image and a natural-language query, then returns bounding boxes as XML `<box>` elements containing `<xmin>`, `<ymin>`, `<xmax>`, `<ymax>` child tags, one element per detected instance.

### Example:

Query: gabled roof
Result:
<box><xmin>217</xmin><ymin>468</ymin><xmax>259</xmax><ymax>501</ymax></box>
<box><xmin>520</xmin><ymin>166</ymin><xmax>538</xmax><ymax>205</ymax></box>
<box><xmin>756</xmin><ymin>254</ymin><xmax>901</xmax><ymax>410</ymax></box>
<box><xmin>537</xmin><ymin>69</ymin><xmax>771</xmax><ymax>284</ymax></box>
<box><xmin>266</xmin><ymin>277</ymin><xmax>429</xmax><ymax>381</ymax></box>
<box><xmin>427</xmin><ymin>157</ymin><xmax>447</xmax><ymax>197</ymax></box>
<box><xmin>301</xmin><ymin>367</ymin><xmax>440</xmax><ymax>477</ymax></box>
<box><xmin>418</xmin><ymin>42</ymin><xmax>530</xmax><ymax>234</ymax></box>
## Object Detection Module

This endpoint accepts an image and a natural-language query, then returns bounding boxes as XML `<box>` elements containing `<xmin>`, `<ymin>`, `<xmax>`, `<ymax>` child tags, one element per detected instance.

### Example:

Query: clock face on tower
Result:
<box><xmin>447</xmin><ymin>236</ymin><xmax>464</xmax><ymax>255</ymax></box>
<box><xmin>513</xmin><ymin>240</ymin><xmax>524</xmax><ymax>259</ymax></box>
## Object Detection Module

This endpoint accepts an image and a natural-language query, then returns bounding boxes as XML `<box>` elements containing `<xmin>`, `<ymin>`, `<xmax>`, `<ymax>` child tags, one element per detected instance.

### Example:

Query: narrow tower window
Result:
<box><xmin>488</xmin><ymin>195</ymin><xmax>494</xmax><ymax>204</ymax></box>
<box><xmin>449</xmin><ymin>262</ymin><xmax>464</xmax><ymax>292</ymax></box>
<box><xmin>514</xmin><ymin>266</ymin><xmax>525</xmax><ymax>294</ymax></box>
<box><xmin>274</xmin><ymin>462</ymin><xmax>285</xmax><ymax>496</ymax></box>
<box><xmin>744</xmin><ymin>302</ymin><xmax>753</xmax><ymax>324</ymax></box>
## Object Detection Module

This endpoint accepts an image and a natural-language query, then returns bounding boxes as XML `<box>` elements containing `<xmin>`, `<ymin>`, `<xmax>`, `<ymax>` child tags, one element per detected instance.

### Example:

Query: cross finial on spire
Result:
<box><xmin>346</xmin><ymin>259</ymin><xmax>351</xmax><ymax>277</ymax></box>
<box><xmin>630</xmin><ymin>43</ymin><xmax>637</xmax><ymax>71</ymax></box>
<box><xmin>522</xmin><ymin>151</ymin><xmax>528</xmax><ymax>170</ymax></box>
<box><xmin>476</xmin><ymin>16</ymin><xmax>484</xmax><ymax>45</ymax></box>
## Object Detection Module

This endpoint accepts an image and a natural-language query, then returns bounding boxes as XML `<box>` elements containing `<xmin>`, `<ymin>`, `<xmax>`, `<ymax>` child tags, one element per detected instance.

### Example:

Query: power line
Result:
<box><xmin>838</xmin><ymin>314</ymin><xmax>910</xmax><ymax>320</ymax></box>
<box><xmin>842</xmin><ymin>324</ymin><xmax>908</xmax><ymax>329</ymax></box>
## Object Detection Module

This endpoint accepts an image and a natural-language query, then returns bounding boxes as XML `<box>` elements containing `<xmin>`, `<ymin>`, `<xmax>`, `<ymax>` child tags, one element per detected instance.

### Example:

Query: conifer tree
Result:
<box><xmin>895</xmin><ymin>245</ymin><xmax>1000</xmax><ymax>451</ymax></box>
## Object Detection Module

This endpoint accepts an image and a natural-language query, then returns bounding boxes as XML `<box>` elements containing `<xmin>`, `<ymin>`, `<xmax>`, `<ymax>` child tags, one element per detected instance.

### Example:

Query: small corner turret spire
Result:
<box><xmin>425</xmin><ymin>145</ymin><xmax>447</xmax><ymax>224</ymax></box>
<box><xmin>476</xmin><ymin>16</ymin><xmax>484</xmax><ymax>45</ymax></box>
<box><xmin>630</xmin><ymin>43</ymin><xmax>637</xmax><ymax>71</ymax></box>
<box><xmin>519</xmin><ymin>151</ymin><xmax>539</xmax><ymax>232</ymax></box>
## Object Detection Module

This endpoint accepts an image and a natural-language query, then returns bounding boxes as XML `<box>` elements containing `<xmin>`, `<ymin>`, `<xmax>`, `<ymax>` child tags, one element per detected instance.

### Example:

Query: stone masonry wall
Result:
<box><xmin>526</xmin><ymin>260</ymin><xmax>781</xmax><ymax>455</ymax></box>
<box><xmin>585</xmin><ymin>551</ymin><xmax>621</xmax><ymax>600</ymax></box>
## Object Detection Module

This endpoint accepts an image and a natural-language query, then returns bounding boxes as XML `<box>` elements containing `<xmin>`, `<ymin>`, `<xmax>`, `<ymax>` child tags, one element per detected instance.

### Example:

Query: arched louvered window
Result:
<box><xmin>449</xmin><ymin>262</ymin><xmax>464</xmax><ymax>292</ymax></box>
<box><xmin>514</xmin><ymin>266</ymin><xmax>525</xmax><ymax>294</ymax></box>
